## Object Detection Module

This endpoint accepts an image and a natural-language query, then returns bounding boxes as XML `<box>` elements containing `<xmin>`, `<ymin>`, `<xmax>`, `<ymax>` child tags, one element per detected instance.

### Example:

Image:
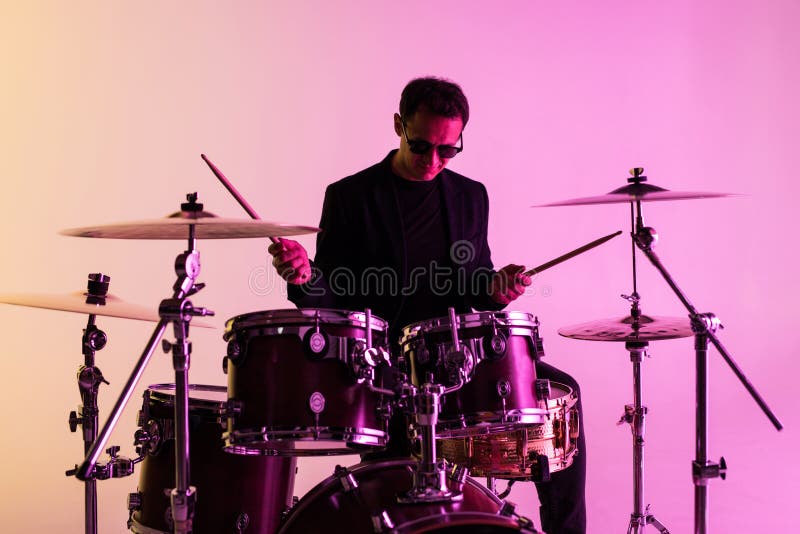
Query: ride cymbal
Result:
<box><xmin>558</xmin><ymin>314</ymin><xmax>693</xmax><ymax>342</ymax></box>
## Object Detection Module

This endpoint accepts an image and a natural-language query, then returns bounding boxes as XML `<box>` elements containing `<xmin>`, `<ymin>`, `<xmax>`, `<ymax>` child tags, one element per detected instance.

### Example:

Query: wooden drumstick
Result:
<box><xmin>201</xmin><ymin>153</ymin><xmax>279</xmax><ymax>244</ymax></box>
<box><xmin>523</xmin><ymin>230</ymin><xmax>622</xmax><ymax>277</ymax></box>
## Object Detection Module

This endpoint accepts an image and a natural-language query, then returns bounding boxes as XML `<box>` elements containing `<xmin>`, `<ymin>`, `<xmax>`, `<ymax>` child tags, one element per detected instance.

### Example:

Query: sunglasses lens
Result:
<box><xmin>408</xmin><ymin>140</ymin><xmax>433</xmax><ymax>155</ymax></box>
<box><xmin>437</xmin><ymin>146</ymin><xmax>459</xmax><ymax>159</ymax></box>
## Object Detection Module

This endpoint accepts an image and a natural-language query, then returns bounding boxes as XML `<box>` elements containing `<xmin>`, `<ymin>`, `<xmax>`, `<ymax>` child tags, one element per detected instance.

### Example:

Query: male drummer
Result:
<box><xmin>268</xmin><ymin>76</ymin><xmax>586</xmax><ymax>534</ymax></box>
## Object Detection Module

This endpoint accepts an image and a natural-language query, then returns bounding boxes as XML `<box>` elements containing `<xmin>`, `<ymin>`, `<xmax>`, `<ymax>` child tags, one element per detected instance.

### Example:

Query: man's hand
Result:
<box><xmin>489</xmin><ymin>264</ymin><xmax>532</xmax><ymax>305</ymax></box>
<box><xmin>267</xmin><ymin>238</ymin><xmax>312</xmax><ymax>285</ymax></box>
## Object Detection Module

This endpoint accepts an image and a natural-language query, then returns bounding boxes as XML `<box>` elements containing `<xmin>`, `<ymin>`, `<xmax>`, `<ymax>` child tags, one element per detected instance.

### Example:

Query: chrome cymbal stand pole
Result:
<box><xmin>68</xmin><ymin>274</ymin><xmax>111</xmax><ymax>534</ymax></box>
<box><xmin>629</xmin><ymin>183</ymin><xmax>782</xmax><ymax>534</ymax></box>
<box><xmin>620</xmin><ymin>341</ymin><xmax>669</xmax><ymax>534</ymax></box>
<box><xmin>162</xmin><ymin>221</ymin><xmax>199</xmax><ymax>534</ymax></box>
<box><xmin>73</xmin><ymin>195</ymin><xmax>213</xmax><ymax>534</ymax></box>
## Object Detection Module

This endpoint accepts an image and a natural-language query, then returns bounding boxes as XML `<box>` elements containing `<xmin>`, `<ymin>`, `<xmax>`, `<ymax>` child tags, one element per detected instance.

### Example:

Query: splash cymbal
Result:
<box><xmin>61</xmin><ymin>210</ymin><xmax>320</xmax><ymax>240</ymax></box>
<box><xmin>0</xmin><ymin>291</ymin><xmax>215</xmax><ymax>327</ymax></box>
<box><xmin>558</xmin><ymin>314</ymin><xmax>693</xmax><ymax>342</ymax></box>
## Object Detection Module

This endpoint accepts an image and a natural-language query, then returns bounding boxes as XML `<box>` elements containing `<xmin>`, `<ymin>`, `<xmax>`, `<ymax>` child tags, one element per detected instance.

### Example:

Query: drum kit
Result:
<box><xmin>0</xmin><ymin>162</ymin><xmax>783</xmax><ymax>534</ymax></box>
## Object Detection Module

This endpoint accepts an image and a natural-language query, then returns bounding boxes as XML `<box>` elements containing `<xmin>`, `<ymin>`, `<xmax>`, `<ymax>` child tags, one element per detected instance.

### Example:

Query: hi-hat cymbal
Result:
<box><xmin>60</xmin><ymin>210</ymin><xmax>320</xmax><ymax>240</ymax></box>
<box><xmin>0</xmin><ymin>291</ymin><xmax>215</xmax><ymax>327</ymax></box>
<box><xmin>559</xmin><ymin>314</ymin><xmax>693</xmax><ymax>342</ymax></box>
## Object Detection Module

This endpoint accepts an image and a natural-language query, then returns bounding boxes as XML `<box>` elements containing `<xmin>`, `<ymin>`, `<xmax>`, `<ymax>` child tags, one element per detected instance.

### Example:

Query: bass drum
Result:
<box><xmin>278</xmin><ymin>459</ymin><xmax>539</xmax><ymax>533</ymax></box>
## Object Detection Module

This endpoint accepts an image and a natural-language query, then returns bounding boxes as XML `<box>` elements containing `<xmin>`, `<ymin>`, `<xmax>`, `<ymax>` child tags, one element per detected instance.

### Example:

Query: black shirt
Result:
<box><xmin>392</xmin><ymin>172</ymin><xmax>456</xmax><ymax>336</ymax></box>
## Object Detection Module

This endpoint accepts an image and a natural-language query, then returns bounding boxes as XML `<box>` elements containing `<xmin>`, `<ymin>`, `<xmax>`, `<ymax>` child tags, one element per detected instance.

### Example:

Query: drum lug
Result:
<box><xmin>371</xmin><ymin>510</ymin><xmax>395</xmax><ymax>533</ymax></box>
<box><xmin>134</xmin><ymin>424</ymin><xmax>160</xmax><ymax>456</ymax></box>
<box><xmin>334</xmin><ymin>465</ymin><xmax>359</xmax><ymax>492</ymax></box>
<box><xmin>531</xmin><ymin>317</ymin><xmax>545</xmax><ymax>359</ymax></box>
<box><xmin>499</xmin><ymin>500</ymin><xmax>518</xmax><ymax>517</ymax></box>
<box><xmin>449</xmin><ymin>464</ymin><xmax>469</xmax><ymax>492</ymax></box>
<box><xmin>496</xmin><ymin>380</ymin><xmax>512</xmax><ymax>398</ymax></box>
<box><xmin>226</xmin><ymin>338</ymin><xmax>247</xmax><ymax>367</ymax></box>
<box><xmin>234</xmin><ymin>512</ymin><xmax>250</xmax><ymax>533</ymax></box>
<box><xmin>569</xmin><ymin>407</ymin><xmax>580</xmax><ymax>440</ymax></box>
<box><xmin>534</xmin><ymin>379</ymin><xmax>552</xmax><ymax>402</ymax></box>
<box><xmin>281</xmin><ymin>496</ymin><xmax>300</xmax><ymax>521</ymax></box>
<box><xmin>414</xmin><ymin>340</ymin><xmax>431</xmax><ymax>365</ymax></box>
<box><xmin>137</xmin><ymin>390</ymin><xmax>152</xmax><ymax>427</ymax></box>
<box><xmin>303</xmin><ymin>328</ymin><xmax>329</xmax><ymax>361</ymax></box>
<box><xmin>126</xmin><ymin>491</ymin><xmax>141</xmax><ymax>530</ymax></box>
<box><xmin>127</xmin><ymin>491</ymin><xmax>142</xmax><ymax>512</ymax></box>
<box><xmin>376</xmin><ymin>400</ymin><xmax>392</xmax><ymax>423</ymax></box>
<box><xmin>483</xmin><ymin>332</ymin><xmax>508</xmax><ymax>360</ymax></box>
<box><xmin>309</xmin><ymin>392</ymin><xmax>326</xmax><ymax>415</ymax></box>
<box><xmin>226</xmin><ymin>399</ymin><xmax>243</xmax><ymax>417</ymax></box>
<box><xmin>529</xmin><ymin>453</ymin><xmax>551</xmax><ymax>483</ymax></box>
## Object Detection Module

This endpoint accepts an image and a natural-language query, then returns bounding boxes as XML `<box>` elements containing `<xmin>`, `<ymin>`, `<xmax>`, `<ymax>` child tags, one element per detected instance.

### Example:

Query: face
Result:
<box><xmin>391</xmin><ymin>108</ymin><xmax>464</xmax><ymax>181</ymax></box>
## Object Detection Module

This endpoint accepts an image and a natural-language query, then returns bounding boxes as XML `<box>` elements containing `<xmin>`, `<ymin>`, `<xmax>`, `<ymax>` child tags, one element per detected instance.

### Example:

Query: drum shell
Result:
<box><xmin>224</xmin><ymin>309</ymin><xmax>390</xmax><ymax>454</ymax></box>
<box><xmin>401</xmin><ymin>312</ymin><xmax>543</xmax><ymax>432</ymax></box>
<box><xmin>130</xmin><ymin>385</ymin><xmax>296</xmax><ymax>534</ymax></box>
<box><xmin>439</xmin><ymin>382</ymin><xmax>579</xmax><ymax>479</ymax></box>
<box><xmin>278</xmin><ymin>458</ymin><xmax>533</xmax><ymax>533</ymax></box>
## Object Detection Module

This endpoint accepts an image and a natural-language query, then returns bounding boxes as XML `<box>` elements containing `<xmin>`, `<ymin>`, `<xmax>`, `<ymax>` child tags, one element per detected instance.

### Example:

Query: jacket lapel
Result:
<box><xmin>372</xmin><ymin>172</ymin><xmax>406</xmax><ymax>276</ymax></box>
<box><xmin>440</xmin><ymin>171</ymin><xmax>464</xmax><ymax>252</ymax></box>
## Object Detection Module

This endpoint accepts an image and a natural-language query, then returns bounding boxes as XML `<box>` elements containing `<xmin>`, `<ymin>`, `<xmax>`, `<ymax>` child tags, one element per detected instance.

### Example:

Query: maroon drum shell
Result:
<box><xmin>401</xmin><ymin>312</ymin><xmax>542</xmax><ymax>432</ymax></box>
<box><xmin>129</xmin><ymin>385</ymin><xmax>296</xmax><ymax>534</ymax></box>
<box><xmin>224</xmin><ymin>309</ymin><xmax>390</xmax><ymax>454</ymax></box>
<box><xmin>278</xmin><ymin>458</ymin><xmax>532</xmax><ymax>533</ymax></box>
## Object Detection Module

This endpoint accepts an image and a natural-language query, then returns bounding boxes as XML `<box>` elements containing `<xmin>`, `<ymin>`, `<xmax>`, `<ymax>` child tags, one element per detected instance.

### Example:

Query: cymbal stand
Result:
<box><xmin>627</xmin><ymin>171</ymin><xmax>782</xmax><ymax>534</ymax></box>
<box><xmin>65</xmin><ymin>274</ymin><xmax>143</xmax><ymax>533</ymax></box>
<box><xmin>618</xmin><ymin>341</ymin><xmax>669</xmax><ymax>534</ymax></box>
<box><xmin>73</xmin><ymin>194</ymin><xmax>214</xmax><ymax>534</ymax></box>
<box><xmin>614</xmin><ymin>170</ymin><xmax>669</xmax><ymax>533</ymax></box>
<box><xmin>66</xmin><ymin>274</ymin><xmax>109</xmax><ymax>534</ymax></box>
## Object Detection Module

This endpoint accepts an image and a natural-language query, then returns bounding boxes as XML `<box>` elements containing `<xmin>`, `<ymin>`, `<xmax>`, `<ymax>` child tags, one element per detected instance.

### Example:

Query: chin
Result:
<box><xmin>417</xmin><ymin>167</ymin><xmax>441</xmax><ymax>181</ymax></box>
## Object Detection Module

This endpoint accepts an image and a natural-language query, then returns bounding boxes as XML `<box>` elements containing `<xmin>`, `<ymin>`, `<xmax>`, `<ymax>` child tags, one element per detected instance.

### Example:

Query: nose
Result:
<box><xmin>422</xmin><ymin>147</ymin><xmax>440</xmax><ymax>167</ymax></box>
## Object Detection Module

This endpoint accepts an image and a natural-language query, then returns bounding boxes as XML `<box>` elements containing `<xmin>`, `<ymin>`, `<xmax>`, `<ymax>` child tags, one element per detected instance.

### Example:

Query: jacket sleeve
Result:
<box><xmin>287</xmin><ymin>182</ymin><xmax>351</xmax><ymax>309</ymax></box>
<box><xmin>466</xmin><ymin>183</ymin><xmax>505</xmax><ymax>312</ymax></box>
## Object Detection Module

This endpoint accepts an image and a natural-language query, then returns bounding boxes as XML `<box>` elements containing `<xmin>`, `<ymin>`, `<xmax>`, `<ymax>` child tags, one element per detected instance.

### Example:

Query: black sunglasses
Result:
<box><xmin>401</xmin><ymin>119</ymin><xmax>464</xmax><ymax>159</ymax></box>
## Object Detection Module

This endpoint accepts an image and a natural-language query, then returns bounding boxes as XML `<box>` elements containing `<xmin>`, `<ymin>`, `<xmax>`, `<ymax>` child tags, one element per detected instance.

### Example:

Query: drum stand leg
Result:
<box><xmin>621</xmin><ymin>342</ymin><xmax>670</xmax><ymax>534</ymax></box>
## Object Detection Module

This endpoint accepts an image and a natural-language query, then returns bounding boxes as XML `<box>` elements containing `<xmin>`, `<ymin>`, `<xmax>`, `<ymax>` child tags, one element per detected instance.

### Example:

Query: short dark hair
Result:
<box><xmin>399</xmin><ymin>77</ymin><xmax>469</xmax><ymax>126</ymax></box>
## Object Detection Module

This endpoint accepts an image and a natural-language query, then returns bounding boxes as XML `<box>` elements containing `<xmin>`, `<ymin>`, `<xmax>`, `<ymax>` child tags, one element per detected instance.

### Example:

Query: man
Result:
<box><xmin>269</xmin><ymin>77</ymin><xmax>586</xmax><ymax>534</ymax></box>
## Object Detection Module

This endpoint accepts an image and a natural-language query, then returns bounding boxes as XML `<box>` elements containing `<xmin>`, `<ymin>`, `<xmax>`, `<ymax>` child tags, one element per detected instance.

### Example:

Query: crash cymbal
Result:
<box><xmin>558</xmin><ymin>314</ymin><xmax>693</xmax><ymax>342</ymax></box>
<box><xmin>536</xmin><ymin>188</ymin><xmax>733</xmax><ymax>207</ymax></box>
<box><xmin>535</xmin><ymin>168</ymin><xmax>736</xmax><ymax>207</ymax></box>
<box><xmin>0</xmin><ymin>291</ymin><xmax>215</xmax><ymax>327</ymax></box>
<box><xmin>61</xmin><ymin>210</ymin><xmax>320</xmax><ymax>240</ymax></box>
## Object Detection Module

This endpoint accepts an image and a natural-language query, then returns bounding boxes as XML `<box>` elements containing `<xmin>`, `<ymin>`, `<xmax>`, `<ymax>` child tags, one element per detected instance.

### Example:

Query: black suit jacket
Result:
<box><xmin>288</xmin><ymin>151</ymin><xmax>504</xmax><ymax>338</ymax></box>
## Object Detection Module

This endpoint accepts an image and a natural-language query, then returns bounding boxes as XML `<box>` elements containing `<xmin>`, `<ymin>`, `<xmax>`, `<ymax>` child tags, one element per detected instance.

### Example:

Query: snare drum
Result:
<box><xmin>223</xmin><ymin>308</ymin><xmax>391</xmax><ymax>455</ymax></box>
<box><xmin>278</xmin><ymin>458</ymin><xmax>539</xmax><ymax>533</ymax></box>
<box><xmin>128</xmin><ymin>384</ymin><xmax>296</xmax><ymax>534</ymax></box>
<box><xmin>400</xmin><ymin>311</ymin><xmax>545</xmax><ymax>436</ymax></box>
<box><xmin>439</xmin><ymin>381</ymin><xmax>579</xmax><ymax>481</ymax></box>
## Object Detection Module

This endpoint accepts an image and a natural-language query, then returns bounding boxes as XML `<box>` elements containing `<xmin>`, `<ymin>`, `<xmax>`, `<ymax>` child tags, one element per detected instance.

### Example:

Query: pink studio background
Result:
<box><xmin>1</xmin><ymin>2</ymin><xmax>798</xmax><ymax>532</ymax></box>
